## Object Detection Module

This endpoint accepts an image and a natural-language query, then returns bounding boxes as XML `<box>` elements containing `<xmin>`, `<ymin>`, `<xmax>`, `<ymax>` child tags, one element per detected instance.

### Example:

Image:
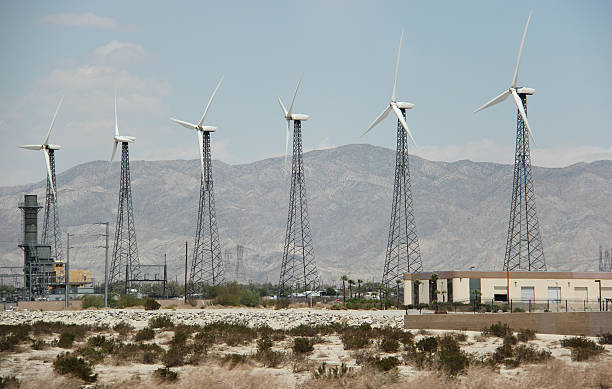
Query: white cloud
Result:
<box><xmin>38</xmin><ymin>12</ymin><xmax>120</xmax><ymax>29</ymax></box>
<box><xmin>92</xmin><ymin>41</ymin><xmax>145</xmax><ymax>66</ymax></box>
<box><xmin>412</xmin><ymin>139</ymin><xmax>612</xmax><ymax>168</ymax></box>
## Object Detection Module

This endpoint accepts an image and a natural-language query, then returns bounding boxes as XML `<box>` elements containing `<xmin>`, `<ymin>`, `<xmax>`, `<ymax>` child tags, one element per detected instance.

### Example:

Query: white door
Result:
<box><xmin>521</xmin><ymin>286</ymin><xmax>535</xmax><ymax>302</ymax></box>
<box><xmin>547</xmin><ymin>287</ymin><xmax>561</xmax><ymax>301</ymax></box>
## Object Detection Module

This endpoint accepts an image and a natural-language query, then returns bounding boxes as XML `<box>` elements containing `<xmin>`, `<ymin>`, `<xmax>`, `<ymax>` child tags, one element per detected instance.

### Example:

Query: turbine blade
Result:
<box><xmin>284</xmin><ymin>119</ymin><xmax>290</xmax><ymax>170</ymax></box>
<box><xmin>392</xmin><ymin>30</ymin><xmax>404</xmax><ymax>102</ymax></box>
<box><xmin>197</xmin><ymin>130</ymin><xmax>205</xmax><ymax>178</ymax></box>
<box><xmin>43</xmin><ymin>148</ymin><xmax>56</xmax><ymax>199</ymax></box>
<box><xmin>170</xmin><ymin>118</ymin><xmax>198</xmax><ymax>130</ymax></box>
<box><xmin>512</xmin><ymin>10</ymin><xmax>533</xmax><ymax>88</ymax></box>
<box><xmin>511</xmin><ymin>89</ymin><xmax>536</xmax><ymax>146</ymax></box>
<box><xmin>111</xmin><ymin>140</ymin><xmax>118</xmax><ymax>162</ymax></box>
<box><xmin>19</xmin><ymin>145</ymin><xmax>43</xmax><ymax>150</ymax></box>
<box><xmin>391</xmin><ymin>103</ymin><xmax>416</xmax><ymax>145</ymax></box>
<box><xmin>199</xmin><ymin>77</ymin><xmax>224</xmax><ymax>126</ymax></box>
<box><xmin>361</xmin><ymin>106</ymin><xmax>391</xmax><ymax>137</ymax></box>
<box><xmin>288</xmin><ymin>76</ymin><xmax>302</xmax><ymax>117</ymax></box>
<box><xmin>474</xmin><ymin>90</ymin><xmax>511</xmax><ymax>113</ymax></box>
<box><xmin>278</xmin><ymin>97</ymin><xmax>288</xmax><ymax>117</ymax></box>
<box><xmin>44</xmin><ymin>96</ymin><xmax>64</xmax><ymax>145</ymax></box>
<box><xmin>114</xmin><ymin>90</ymin><xmax>119</xmax><ymax>137</ymax></box>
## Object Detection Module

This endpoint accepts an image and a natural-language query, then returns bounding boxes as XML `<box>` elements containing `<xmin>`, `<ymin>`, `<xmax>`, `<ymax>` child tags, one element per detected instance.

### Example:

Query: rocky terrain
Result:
<box><xmin>1</xmin><ymin>144</ymin><xmax>611</xmax><ymax>284</ymax></box>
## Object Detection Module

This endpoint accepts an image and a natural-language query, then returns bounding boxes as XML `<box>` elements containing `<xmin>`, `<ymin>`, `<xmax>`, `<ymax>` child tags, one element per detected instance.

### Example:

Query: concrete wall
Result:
<box><xmin>404</xmin><ymin>312</ymin><xmax>612</xmax><ymax>336</ymax></box>
<box><xmin>16</xmin><ymin>300</ymin><xmax>83</xmax><ymax>311</ymax></box>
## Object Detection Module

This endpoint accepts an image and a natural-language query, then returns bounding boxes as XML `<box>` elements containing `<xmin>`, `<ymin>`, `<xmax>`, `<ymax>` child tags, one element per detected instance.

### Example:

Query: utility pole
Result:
<box><xmin>164</xmin><ymin>253</ymin><xmax>168</xmax><ymax>299</ymax></box>
<box><xmin>184</xmin><ymin>241</ymin><xmax>188</xmax><ymax>304</ymax></box>
<box><xmin>65</xmin><ymin>233</ymin><xmax>70</xmax><ymax>309</ymax></box>
<box><xmin>104</xmin><ymin>222</ymin><xmax>109</xmax><ymax>307</ymax></box>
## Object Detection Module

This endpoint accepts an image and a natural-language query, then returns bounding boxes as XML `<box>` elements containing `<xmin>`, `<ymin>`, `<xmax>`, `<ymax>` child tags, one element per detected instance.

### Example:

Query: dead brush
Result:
<box><xmin>313</xmin><ymin>362</ymin><xmax>353</xmax><ymax>379</ymax></box>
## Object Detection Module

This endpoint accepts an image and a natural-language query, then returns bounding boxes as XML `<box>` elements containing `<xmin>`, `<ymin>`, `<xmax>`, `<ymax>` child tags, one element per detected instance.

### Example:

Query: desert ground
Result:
<box><xmin>1</xmin><ymin>307</ymin><xmax>611</xmax><ymax>389</ymax></box>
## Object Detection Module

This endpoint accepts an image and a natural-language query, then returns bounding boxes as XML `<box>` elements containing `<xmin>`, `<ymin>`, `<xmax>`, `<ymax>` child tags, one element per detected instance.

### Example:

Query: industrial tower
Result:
<box><xmin>474</xmin><ymin>12</ymin><xmax>546</xmax><ymax>271</ymax></box>
<box><xmin>381</xmin><ymin>109</ymin><xmax>423</xmax><ymax>287</ymax></box>
<box><xmin>170</xmin><ymin>78</ymin><xmax>225</xmax><ymax>291</ymax></box>
<box><xmin>109</xmin><ymin>96</ymin><xmax>141</xmax><ymax>293</ymax></box>
<box><xmin>362</xmin><ymin>32</ymin><xmax>423</xmax><ymax>289</ymax></box>
<box><xmin>190</xmin><ymin>129</ymin><xmax>224</xmax><ymax>289</ymax></box>
<box><xmin>503</xmin><ymin>92</ymin><xmax>546</xmax><ymax>271</ymax></box>
<box><xmin>277</xmin><ymin>79</ymin><xmax>319</xmax><ymax>296</ymax></box>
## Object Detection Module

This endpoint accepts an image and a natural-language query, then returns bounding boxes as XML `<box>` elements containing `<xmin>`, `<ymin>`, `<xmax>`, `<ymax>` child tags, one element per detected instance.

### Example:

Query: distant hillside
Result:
<box><xmin>1</xmin><ymin>144</ymin><xmax>610</xmax><ymax>285</ymax></box>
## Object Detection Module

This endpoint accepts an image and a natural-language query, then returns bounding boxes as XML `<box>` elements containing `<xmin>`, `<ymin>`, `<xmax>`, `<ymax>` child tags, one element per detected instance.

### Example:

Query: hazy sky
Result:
<box><xmin>1</xmin><ymin>0</ymin><xmax>611</xmax><ymax>186</ymax></box>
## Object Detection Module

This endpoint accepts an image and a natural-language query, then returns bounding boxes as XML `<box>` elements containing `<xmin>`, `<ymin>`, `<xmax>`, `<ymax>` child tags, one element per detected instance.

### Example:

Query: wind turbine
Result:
<box><xmin>108</xmin><ymin>91</ymin><xmax>141</xmax><ymax>294</ymax></box>
<box><xmin>362</xmin><ymin>31</ymin><xmax>423</xmax><ymax>291</ymax></box>
<box><xmin>278</xmin><ymin>77</ymin><xmax>309</xmax><ymax>170</ymax></box>
<box><xmin>474</xmin><ymin>11</ymin><xmax>546</xmax><ymax>272</ymax></box>
<box><xmin>19</xmin><ymin>96</ymin><xmax>65</xmax><ymax>261</ymax></box>
<box><xmin>475</xmin><ymin>11</ymin><xmax>536</xmax><ymax>145</ymax></box>
<box><xmin>170</xmin><ymin>77</ymin><xmax>225</xmax><ymax>287</ymax></box>
<box><xmin>277</xmin><ymin>77</ymin><xmax>319</xmax><ymax>298</ymax></box>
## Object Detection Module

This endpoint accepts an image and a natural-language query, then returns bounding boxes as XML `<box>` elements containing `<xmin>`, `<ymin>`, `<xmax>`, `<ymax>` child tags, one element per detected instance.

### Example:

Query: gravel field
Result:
<box><xmin>0</xmin><ymin>308</ymin><xmax>407</xmax><ymax>329</ymax></box>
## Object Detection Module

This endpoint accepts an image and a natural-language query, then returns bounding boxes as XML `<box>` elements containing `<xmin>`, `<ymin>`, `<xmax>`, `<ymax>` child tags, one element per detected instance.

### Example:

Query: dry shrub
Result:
<box><xmin>299</xmin><ymin>366</ymin><xmax>399</xmax><ymax>389</ymax></box>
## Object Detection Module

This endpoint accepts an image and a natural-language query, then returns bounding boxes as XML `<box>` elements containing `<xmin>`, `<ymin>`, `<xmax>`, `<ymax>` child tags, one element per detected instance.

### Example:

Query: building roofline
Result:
<box><xmin>403</xmin><ymin>271</ymin><xmax>612</xmax><ymax>280</ymax></box>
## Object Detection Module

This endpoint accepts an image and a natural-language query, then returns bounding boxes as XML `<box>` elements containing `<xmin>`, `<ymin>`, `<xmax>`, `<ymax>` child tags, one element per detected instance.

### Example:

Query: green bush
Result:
<box><xmin>379</xmin><ymin>337</ymin><xmax>400</xmax><ymax>353</ymax></box>
<box><xmin>517</xmin><ymin>328</ymin><xmax>536</xmax><ymax>342</ymax></box>
<box><xmin>370</xmin><ymin>356</ymin><xmax>400</xmax><ymax>371</ymax></box>
<box><xmin>116</xmin><ymin>294</ymin><xmax>143</xmax><ymax>308</ymax></box>
<box><xmin>53</xmin><ymin>352</ymin><xmax>97</xmax><ymax>382</ymax></box>
<box><xmin>513</xmin><ymin>344</ymin><xmax>551</xmax><ymax>363</ymax></box>
<box><xmin>314</xmin><ymin>362</ymin><xmax>352</xmax><ymax>379</ymax></box>
<box><xmin>153</xmin><ymin>367</ymin><xmax>178</xmax><ymax>382</ymax></box>
<box><xmin>257</xmin><ymin>334</ymin><xmax>273</xmax><ymax>352</ymax></box>
<box><xmin>416</xmin><ymin>336</ymin><xmax>439</xmax><ymax>353</ymax></box>
<box><xmin>438</xmin><ymin>335</ymin><xmax>469</xmax><ymax>376</ymax></box>
<box><xmin>164</xmin><ymin>344</ymin><xmax>186</xmax><ymax>367</ymax></box>
<box><xmin>340</xmin><ymin>324</ymin><xmax>373</xmax><ymax>350</ymax></box>
<box><xmin>149</xmin><ymin>315</ymin><xmax>174</xmax><ymax>329</ymax></box>
<box><xmin>58</xmin><ymin>331</ymin><xmax>76</xmax><ymax>348</ymax></box>
<box><xmin>560</xmin><ymin>337</ymin><xmax>605</xmax><ymax>361</ymax></box>
<box><xmin>293</xmin><ymin>337</ymin><xmax>314</xmax><ymax>354</ymax></box>
<box><xmin>482</xmin><ymin>322</ymin><xmax>513</xmax><ymax>338</ymax></box>
<box><xmin>513</xmin><ymin>307</ymin><xmax>525</xmax><ymax>313</ymax></box>
<box><xmin>113</xmin><ymin>321</ymin><xmax>134</xmax><ymax>337</ymax></box>
<box><xmin>82</xmin><ymin>295</ymin><xmax>104</xmax><ymax>309</ymax></box>
<box><xmin>31</xmin><ymin>338</ymin><xmax>48</xmax><ymax>350</ymax></box>
<box><xmin>144</xmin><ymin>298</ymin><xmax>161</xmax><ymax>311</ymax></box>
<box><xmin>134</xmin><ymin>328</ymin><xmax>155</xmax><ymax>342</ymax></box>
<box><xmin>239</xmin><ymin>290</ymin><xmax>260</xmax><ymax>307</ymax></box>
<box><xmin>275</xmin><ymin>298</ymin><xmax>290</xmax><ymax>310</ymax></box>
<box><xmin>254</xmin><ymin>349</ymin><xmax>285</xmax><ymax>367</ymax></box>
<box><xmin>0</xmin><ymin>336</ymin><xmax>19</xmax><ymax>352</ymax></box>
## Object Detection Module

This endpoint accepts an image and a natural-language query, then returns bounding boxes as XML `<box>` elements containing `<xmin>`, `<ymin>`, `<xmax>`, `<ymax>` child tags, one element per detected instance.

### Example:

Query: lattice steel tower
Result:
<box><xmin>381</xmin><ymin>109</ymin><xmax>423</xmax><ymax>287</ymax></box>
<box><xmin>277</xmin><ymin>79</ymin><xmax>319</xmax><ymax>296</ymax></box>
<box><xmin>110</xmin><ymin>142</ymin><xmax>141</xmax><ymax>293</ymax></box>
<box><xmin>170</xmin><ymin>78</ymin><xmax>225</xmax><ymax>292</ymax></box>
<box><xmin>42</xmin><ymin>149</ymin><xmax>64</xmax><ymax>262</ymax></box>
<box><xmin>474</xmin><ymin>12</ymin><xmax>546</xmax><ymax>271</ymax></box>
<box><xmin>503</xmin><ymin>92</ymin><xmax>546</xmax><ymax>271</ymax></box>
<box><xmin>279</xmin><ymin>120</ymin><xmax>319</xmax><ymax>296</ymax></box>
<box><xmin>109</xmin><ymin>95</ymin><xmax>140</xmax><ymax>293</ymax></box>
<box><xmin>362</xmin><ymin>32</ymin><xmax>423</xmax><ymax>288</ymax></box>
<box><xmin>189</xmin><ymin>130</ymin><xmax>224</xmax><ymax>289</ymax></box>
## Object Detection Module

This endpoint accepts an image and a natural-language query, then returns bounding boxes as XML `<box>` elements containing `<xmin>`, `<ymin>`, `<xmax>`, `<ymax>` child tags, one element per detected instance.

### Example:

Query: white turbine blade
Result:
<box><xmin>170</xmin><ymin>118</ymin><xmax>198</xmax><ymax>130</ymax></box>
<box><xmin>111</xmin><ymin>140</ymin><xmax>118</xmax><ymax>162</ymax></box>
<box><xmin>197</xmin><ymin>130</ymin><xmax>205</xmax><ymax>178</ymax></box>
<box><xmin>392</xmin><ymin>30</ymin><xmax>404</xmax><ymax>102</ymax></box>
<box><xmin>114</xmin><ymin>90</ymin><xmax>119</xmax><ymax>137</ymax></box>
<box><xmin>391</xmin><ymin>103</ymin><xmax>416</xmax><ymax>145</ymax></box>
<box><xmin>474</xmin><ymin>90</ymin><xmax>511</xmax><ymax>113</ymax></box>
<box><xmin>44</xmin><ymin>96</ymin><xmax>64</xmax><ymax>145</ymax></box>
<box><xmin>43</xmin><ymin>148</ymin><xmax>56</xmax><ymax>198</ymax></box>
<box><xmin>512</xmin><ymin>10</ymin><xmax>532</xmax><ymax>88</ymax></box>
<box><xmin>19</xmin><ymin>145</ymin><xmax>43</xmax><ymax>150</ymax></box>
<box><xmin>510</xmin><ymin>89</ymin><xmax>536</xmax><ymax>146</ymax></box>
<box><xmin>278</xmin><ymin>97</ymin><xmax>288</xmax><ymax>116</ymax></box>
<box><xmin>284</xmin><ymin>119</ymin><xmax>290</xmax><ymax>170</ymax></box>
<box><xmin>288</xmin><ymin>76</ymin><xmax>302</xmax><ymax>117</ymax></box>
<box><xmin>199</xmin><ymin>77</ymin><xmax>224</xmax><ymax>126</ymax></box>
<box><xmin>361</xmin><ymin>106</ymin><xmax>391</xmax><ymax>137</ymax></box>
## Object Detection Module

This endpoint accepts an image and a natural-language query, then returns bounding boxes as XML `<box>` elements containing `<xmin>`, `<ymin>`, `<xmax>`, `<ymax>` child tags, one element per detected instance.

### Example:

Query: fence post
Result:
<box><xmin>565</xmin><ymin>300</ymin><xmax>568</xmax><ymax>312</ymax></box>
<box><xmin>547</xmin><ymin>299</ymin><xmax>550</xmax><ymax>312</ymax></box>
<box><xmin>528</xmin><ymin>300</ymin><xmax>531</xmax><ymax>312</ymax></box>
<box><xmin>584</xmin><ymin>300</ymin><xmax>586</xmax><ymax>312</ymax></box>
<box><xmin>510</xmin><ymin>299</ymin><xmax>513</xmax><ymax>313</ymax></box>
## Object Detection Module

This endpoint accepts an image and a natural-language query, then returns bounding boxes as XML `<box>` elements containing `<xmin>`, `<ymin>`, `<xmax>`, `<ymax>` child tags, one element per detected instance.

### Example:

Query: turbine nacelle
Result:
<box><xmin>516</xmin><ymin>87</ymin><xmax>535</xmax><ymax>95</ymax></box>
<box><xmin>290</xmin><ymin>114</ymin><xmax>309</xmax><ymax>122</ymax></box>
<box><xmin>395</xmin><ymin>102</ymin><xmax>415</xmax><ymax>110</ymax></box>
<box><xmin>114</xmin><ymin>136</ymin><xmax>136</xmax><ymax>143</ymax></box>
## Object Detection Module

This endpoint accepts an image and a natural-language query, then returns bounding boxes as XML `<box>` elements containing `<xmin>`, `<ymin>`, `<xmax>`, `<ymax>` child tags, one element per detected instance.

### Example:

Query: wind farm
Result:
<box><xmin>1</xmin><ymin>2</ymin><xmax>611</xmax><ymax>387</ymax></box>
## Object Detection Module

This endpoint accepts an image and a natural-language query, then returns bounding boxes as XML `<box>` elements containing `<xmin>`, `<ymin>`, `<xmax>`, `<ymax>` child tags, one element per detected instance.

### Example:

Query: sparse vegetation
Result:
<box><xmin>293</xmin><ymin>337</ymin><xmax>315</xmax><ymax>354</ymax></box>
<box><xmin>81</xmin><ymin>295</ymin><xmax>104</xmax><ymax>309</ymax></box>
<box><xmin>0</xmin><ymin>376</ymin><xmax>19</xmax><ymax>389</ymax></box>
<box><xmin>517</xmin><ymin>328</ymin><xmax>536</xmax><ymax>342</ymax></box>
<box><xmin>134</xmin><ymin>327</ymin><xmax>155</xmax><ymax>341</ymax></box>
<box><xmin>482</xmin><ymin>322</ymin><xmax>513</xmax><ymax>338</ymax></box>
<box><xmin>144</xmin><ymin>297</ymin><xmax>161</xmax><ymax>310</ymax></box>
<box><xmin>314</xmin><ymin>362</ymin><xmax>352</xmax><ymax>379</ymax></box>
<box><xmin>148</xmin><ymin>315</ymin><xmax>174</xmax><ymax>329</ymax></box>
<box><xmin>561</xmin><ymin>337</ymin><xmax>605</xmax><ymax>361</ymax></box>
<box><xmin>53</xmin><ymin>352</ymin><xmax>97</xmax><ymax>382</ymax></box>
<box><xmin>153</xmin><ymin>367</ymin><xmax>178</xmax><ymax>382</ymax></box>
<box><xmin>598</xmin><ymin>332</ymin><xmax>612</xmax><ymax>345</ymax></box>
<box><xmin>112</xmin><ymin>321</ymin><xmax>134</xmax><ymax>337</ymax></box>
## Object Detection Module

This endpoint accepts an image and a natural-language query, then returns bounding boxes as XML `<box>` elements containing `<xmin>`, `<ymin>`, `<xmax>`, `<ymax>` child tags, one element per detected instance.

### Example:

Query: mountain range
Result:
<box><xmin>1</xmin><ymin>144</ymin><xmax>610</xmax><ymax>285</ymax></box>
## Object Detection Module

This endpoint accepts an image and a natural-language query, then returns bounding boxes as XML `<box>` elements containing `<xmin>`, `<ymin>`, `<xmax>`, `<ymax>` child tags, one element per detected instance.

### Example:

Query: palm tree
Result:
<box><xmin>396</xmin><ymin>279</ymin><xmax>402</xmax><ymax>307</ymax></box>
<box><xmin>430</xmin><ymin>273</ymin><xmax>439</xmax><ymax>307</ymax></box>
<box><xmin>341</xmin><ymin>275</ymin><xmax>348</xmax><ymax>303</ymax></box>
<box><xmin>357</xmin><ymin>279</ymin><xmax>363</xmax><ymax>300</ymax></box>
<box><xmin>348</xmin><ymin>279</ymin><xmax>355</xmax><ymax>299</ymax></box>
<box><xmin>413</xmin><ymin>279</ymin><xmax>421</xmax><ymax>305</ymax></box>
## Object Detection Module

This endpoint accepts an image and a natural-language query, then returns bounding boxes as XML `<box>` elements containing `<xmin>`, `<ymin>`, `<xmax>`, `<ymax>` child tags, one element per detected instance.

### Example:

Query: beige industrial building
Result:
<box><xmin>404</xmin><ymin>271</ymin><xmax>612</xmax><ymax>311</ymax></box>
